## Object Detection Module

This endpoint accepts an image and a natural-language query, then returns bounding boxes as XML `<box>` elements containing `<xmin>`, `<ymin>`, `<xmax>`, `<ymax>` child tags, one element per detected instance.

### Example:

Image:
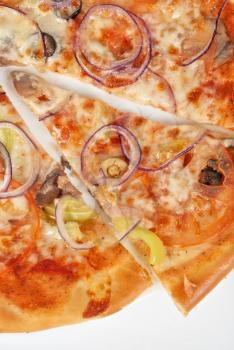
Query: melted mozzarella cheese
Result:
<box><xmin>0</xmin><ymin>0</ymin><xmax>230</xmax><ymax>127</ymax></box>
<box><xmin>156</xmin><ymin>159</ymin><xmax>196</xmax><ymax>213</ymax></box>
<box><xmin>0</xmin><ymin>5</ymin><xmax>44</xmax><ymax>64</ymax></box>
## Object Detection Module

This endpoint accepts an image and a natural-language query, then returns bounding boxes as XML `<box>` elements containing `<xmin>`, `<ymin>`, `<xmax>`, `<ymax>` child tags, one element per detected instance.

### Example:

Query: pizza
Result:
<box><xmin>0</xmin><ymin>88</ymin><xmax>151</xmax><ymax>332</ymax></box>
<box><xmin>11</xmin><ymin>71</ymin><xmax>234</xmax><ymax>315</ymax></box>
<box><xmin>0</xmin><ymin>0</ymin><xmax>233</xmax><ymax>128</ymax></box>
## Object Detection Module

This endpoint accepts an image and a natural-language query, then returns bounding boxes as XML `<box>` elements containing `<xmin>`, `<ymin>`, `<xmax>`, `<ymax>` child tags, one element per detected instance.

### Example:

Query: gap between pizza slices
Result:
<box><xmin>0</xmin><ymin>0</ymin><xmax>233</xmax><ymax>129</ymax></box>
<box><xmin>10</xmin><ymin>71</ymin><xmax>234</xmax><ymax>315</ymax></box>
<box><xmin>0</xmin><ymin>87</ymin><xmax>151</xmax><ymax>332</ymax></box>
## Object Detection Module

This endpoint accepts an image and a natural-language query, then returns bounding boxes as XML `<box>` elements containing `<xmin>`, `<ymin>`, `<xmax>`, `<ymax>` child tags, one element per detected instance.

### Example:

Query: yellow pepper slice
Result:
<box><xmin>130</xmin><ymin>227</ymin><xmax>166</xmax><ymax>266</ymax></box>
<box><xmin>0</xmin><ymin>128</ymin><xmax>14</xmax><ymax>152</ymax></box>
<box><xmin>113</xmin><ymin>216</ymin><xmax>166</xmax><ymax>266</ymax></box>
<box><xmin>65</xmin><ymin>221</ymin><xmax>83</xmax><ymax>241</ymax></box>
<box><xmin>45</xmin><ymin>197</ymin><xmax>95</xmax><ymax>223</ymax></box>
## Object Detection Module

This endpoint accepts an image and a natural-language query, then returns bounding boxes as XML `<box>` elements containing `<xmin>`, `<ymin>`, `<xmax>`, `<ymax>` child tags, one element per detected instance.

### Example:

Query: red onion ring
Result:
<box><xmin>0</xmin><ymin>4</ymin><xmax>47</xmax><ymax>59</ymax></box>
<box><xmin>181</xmin><ymin>0</ymin><xmax>228</xmax><ymax>66</ymax></box>
<box><xmin>148</xmin><ymin>68</ymin><xmax>177</xmax><ymax>113</ymax></box>
<box><xmin>0</xmin><ymin>141</ymin><xmax>12</xmax><ymax>192</ymax></box>
<box><xmin>38</xmin><ymin>111</ymin><xmax>56</xmax><ymax>122</ymax></box>
<box><xmin>118</xmin><ymin>219</ymin><xmax>141</xmax><ymax>242</ymax></box>
<box><xmin>73</xmin><ymin>6</ymin><xmax>152</xmax><ymax>87</ymax></box>
<box><xmin>81</xmin><ymin>124</ymin><xmax>142</xmax><ymax>187</ymax></box>
<box><xmin>121</xmin><ymin>130</ymin><xmax>205</xmax><ymax>172</ymax></box>
<box><xmin>55</xmin><ymin>197</ymin><xmax>94</xmax><ymax>250</ymax></box>
<box><xmin>77</xmin><ymin>4</ymin><xmax>143</xmax><ymax>70</ymax></box>
<box><xmin>0</xmin><ymin>122</ymin><xmax>40</xmax><ymax>198</ymax></box>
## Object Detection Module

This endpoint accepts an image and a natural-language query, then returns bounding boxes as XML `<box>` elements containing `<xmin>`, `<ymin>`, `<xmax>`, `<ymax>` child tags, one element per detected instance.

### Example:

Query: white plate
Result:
<box><xmin>0</xmin><ymin>67</ymin><xmax>233</xmax><ymax>350</ymax></box>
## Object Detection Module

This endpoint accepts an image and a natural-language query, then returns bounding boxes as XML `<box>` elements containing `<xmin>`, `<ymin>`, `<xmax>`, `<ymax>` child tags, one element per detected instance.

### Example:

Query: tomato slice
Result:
<box><xmin>0</xmin><ymin>180</ymin><xmax>40</xmax><ymax>273</ymax></box>
<box><xmin>118</xmin><ymin>140</ymin><xmax>234</xmax><ymax>248</ymax></box>
<box><xmin>154</xmin><ymin>143</ymin><xmax>234</xmax><ymax>247</ymax></box>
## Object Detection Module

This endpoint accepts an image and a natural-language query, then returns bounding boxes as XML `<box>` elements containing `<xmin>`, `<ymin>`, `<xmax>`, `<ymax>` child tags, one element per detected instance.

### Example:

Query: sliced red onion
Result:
<box><xmin>77</xmin><ymin>4</ymin><xmax>143</xmax><ymax>70</ymax></box>
<box><xmin>121</xmin><ymin>130</ymin><xmax>205</xmax><ymax>172</ymax></box>
<box><xmin>0</xmin><ymin>141</ymin><xmax>12</xmax><ymax>192</ymax></box>
<box><xmin>0</xmin><ymin>122</ymin><xmax>40</xmax><ymax>198</ymax></box>
<box><xmin>81</xmin><ymin>124</ymin><xmax>142</xmax><ymax>187</ymax></box>
<box><xmin>119</xmin><ymin>219</ymin><xmax>141</xmax><ymax>241</ymax></box>
<box><xmin>181</xmin><ymin>0</ymin><xmax>228</xmax><ymax>66</ymax></box>
<box><xmin>148</xmin><ymin>68</ymin><xmax>177</xmax><ymax>113</ymax></box>
<box><xmin>55</xmin><ymin>198</ymin><xmax>94</xmax><ymax>250</ymax></box>
<box><xmin>73</xmin><ymin>5</ymin><xmax>152</xmax><ymax>87</ymax></box>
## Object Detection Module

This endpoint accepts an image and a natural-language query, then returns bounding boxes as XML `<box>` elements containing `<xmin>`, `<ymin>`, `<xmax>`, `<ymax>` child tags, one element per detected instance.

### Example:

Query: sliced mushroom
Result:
<box><xmin>101</xmin><ymin>158</ymin><xmax>128</xmax><ymax>178</ymax></box>
<box><xmin>199</xmin><ymin>159</ymin><xmax>224</xmax><ymax>186</ymax></box>
<box><xmin>214</xmin><ymin>41</ymin><xmax>234</xmax><ymax>68</ymax></box>
<box><xmin>215</xmin><ymin>20</ymin><xmax>229</xmax><ymax>59</ymax></box>
<box><xmin>36</xmin><ymin>166</ymin><xmax>63</xmax><ymax>207</ymax></box>
<box><xmin>36</xmin><ymin>164</ymin><xmax>80</xmax><ymax>207</ymax></box>
<box><xmin>11</xmin><ymin>71</ymin><xmax>71</xmax><ymax>117</ymax></box>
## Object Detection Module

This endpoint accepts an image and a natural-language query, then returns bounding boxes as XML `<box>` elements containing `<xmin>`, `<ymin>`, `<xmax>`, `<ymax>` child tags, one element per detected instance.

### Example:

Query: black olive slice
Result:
<box><xmin>42</xmin><ymin>32</ymin><xmax>57</xmax><ymax>57</ymax></box>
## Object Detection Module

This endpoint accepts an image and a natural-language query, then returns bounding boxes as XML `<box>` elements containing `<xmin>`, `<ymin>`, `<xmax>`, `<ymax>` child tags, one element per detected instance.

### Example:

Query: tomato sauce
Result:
<box><xmin>0</xmin><ymin>259</ymin><xmax>78</xmax><ymax>310</ymax></box>
<box><xmin>83</xmin><ymin>294</ymin><xmax>111</xmax><ymax>318</ymax></box>
<box><xmin>187</xmin><ymin>88</ymin><xmax>203</xmax><ymax>103</ymax></box>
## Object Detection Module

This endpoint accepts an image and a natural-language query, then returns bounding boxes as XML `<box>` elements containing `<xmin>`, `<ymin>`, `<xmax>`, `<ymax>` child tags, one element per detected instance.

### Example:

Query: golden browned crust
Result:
<box><xmin>0</xmin><ymin>248</ymin><xmax>151</xmax><ymax>332</ymax></box>
<box><xmin>156</xmin><ymin>230</ymin><xmax>234</xmax><ymax>314</ymax></box>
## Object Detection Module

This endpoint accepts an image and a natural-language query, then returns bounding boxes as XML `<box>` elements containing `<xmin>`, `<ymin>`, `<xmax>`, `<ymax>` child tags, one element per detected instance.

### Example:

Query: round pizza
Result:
<box><xmin>0</xmin><ymin>0</ymin><xmax>233</xmax><ymax>333</ymax></box>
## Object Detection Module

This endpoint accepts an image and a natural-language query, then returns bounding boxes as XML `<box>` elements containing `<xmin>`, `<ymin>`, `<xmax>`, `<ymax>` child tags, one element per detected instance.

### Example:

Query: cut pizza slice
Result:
<box><xmin>0</xmin><ymin>0</ymin><xmax>233</xmax><ymax>128</ymax></box>
<box><xmin>11</xmin><ymin>71</ymin><xmax>234</xmax><ymax>314</ymax></box>
<box><xmin>0</xmin><ymin>87</ymin><xmax>151</xmax><ymax>332</ymax></box>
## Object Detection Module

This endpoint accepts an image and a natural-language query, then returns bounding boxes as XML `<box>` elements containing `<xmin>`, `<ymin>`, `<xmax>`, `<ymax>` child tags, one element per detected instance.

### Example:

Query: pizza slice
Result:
<box><xmin>11</xmin><ymin>71</ymin><xmax>234</xmax><ymax>314</ymax></box>
<box><xmin>0</xmin><ymin>87</ymin><xmax>151</xmax><ymax>332</ymax></box>
<box><xmin>0</xmin><ymin>0</ymin><xmax>233</xmax><ymax>128</ymax></box>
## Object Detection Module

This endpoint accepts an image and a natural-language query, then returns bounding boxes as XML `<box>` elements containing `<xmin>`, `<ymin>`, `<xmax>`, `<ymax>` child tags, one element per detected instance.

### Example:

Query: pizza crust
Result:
<box><xmin>0</xmin><ymin>248</ymin><xmax>151</xmax><ymax>332</ymax></box>
<box><xmin>156</xmin><ymin>229</ymin><xmax>234</xmax><ymax>314</ymax></box>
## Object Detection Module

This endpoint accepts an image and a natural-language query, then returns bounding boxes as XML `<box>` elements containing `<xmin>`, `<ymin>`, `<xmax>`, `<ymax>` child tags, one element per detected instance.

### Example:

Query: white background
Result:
<box><xmin>0</xmin><ymin>67</ymin><xmax>233</xmax><ymax>350</ymax></box>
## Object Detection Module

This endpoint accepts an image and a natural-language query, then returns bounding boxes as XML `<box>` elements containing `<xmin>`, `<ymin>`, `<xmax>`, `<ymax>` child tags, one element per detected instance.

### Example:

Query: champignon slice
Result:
<box><xmin>11</xmin><ymin>71</ymin><xmax>71</xmax><ymax>117</ymax></box>
<box><xmin>36</xmin><ymin>166</ymin><xmax>64</xmax><ymax>207</ymax></box>
<box><xmin>214</xmin><ymin>41</ymin><xmax>234</xmax><ymax>68</ymax></box>
<box><xmin>199</xmin><ymin>159</ymin><xmax>224</xmax><ymax>186</ymax></box>
<box><xmin>36</xmin><ymin>164</ymin><xmax>80</xmax><ymax>206</ymax></box>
